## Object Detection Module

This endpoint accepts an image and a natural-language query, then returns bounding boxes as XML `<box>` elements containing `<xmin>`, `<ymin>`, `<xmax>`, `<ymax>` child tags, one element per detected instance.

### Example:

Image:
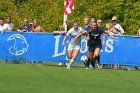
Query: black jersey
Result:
<box><xmin>88</xmin><ymin>27</ymin><xmax>104</xmax><ymax>45</ymax></box>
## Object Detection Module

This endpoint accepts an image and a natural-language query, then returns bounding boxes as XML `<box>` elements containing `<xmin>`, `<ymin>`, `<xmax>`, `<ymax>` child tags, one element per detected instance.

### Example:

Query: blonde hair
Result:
<box><xmin>106</xmin><ymin>23</ymin><xmax>114</xmax><ymax>30</ymax></box>
<box><xmin>32</xmin><ymin>19</ymin><xmax>39</xmax><ymax>32</ymax></box>
<box><xmin>106</xmin><ymin>22</ymin><xmax>120</xmax><ymax>34</ymax></box>
<box><xmin>137</xmin><ymin>29</ymin><xmax>140</xmax><ymax>36</ymax></box>
<box><xmin>58</xmin><ymin>25</ymin><xmax>65</xmax><ymax>31</ymax></box>
<box><xmin>34</xmin><ymin>26</ymin><xmax>44</xmax><ymax>32</ymax></box>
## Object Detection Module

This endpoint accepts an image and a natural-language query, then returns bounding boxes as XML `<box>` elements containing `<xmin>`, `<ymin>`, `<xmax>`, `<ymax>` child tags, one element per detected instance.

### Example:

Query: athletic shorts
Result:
<box><xmin>68</xmin><ymin>44</ymin><xmax>80</xmax><ymax>50</ymax></box>
<box><xmin>88</xmin><ymin>44</ymin><xmax>102</xmax><ymax>52</ymax></box>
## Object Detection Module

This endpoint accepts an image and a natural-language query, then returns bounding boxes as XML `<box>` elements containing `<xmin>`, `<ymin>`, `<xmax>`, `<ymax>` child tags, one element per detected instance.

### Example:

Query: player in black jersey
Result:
<box><xmin>75</xmin><ymin>22</ymin><xmax>106</xmax><ymax>69</ymax></box>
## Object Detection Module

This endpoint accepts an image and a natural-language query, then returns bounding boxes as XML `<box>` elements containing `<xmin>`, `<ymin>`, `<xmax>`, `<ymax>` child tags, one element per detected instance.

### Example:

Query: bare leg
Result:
<box><xmin>67</xmin><ymin>50</ymin><xmax>79</xmax><ymax>69</ymax></box>
<box><xmin>67</xmin><ymin>50</ymin><xmax>73</xmax><ymax>59</ymax></box>
<box><xmin>92</xmin><ymin>48</ymin><xmax>101</xmax><ymax>68</ymax></box>
<box><xmin>87</xmin><ymin>52</ymin><xmax>94</xmax><ymax>68</ymax></box>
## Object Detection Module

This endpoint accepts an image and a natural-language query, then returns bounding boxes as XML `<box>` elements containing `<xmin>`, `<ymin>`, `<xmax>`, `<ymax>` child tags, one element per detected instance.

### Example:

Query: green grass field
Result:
<box><xmin>0</xmin><ymin>64</ymin><xmax>140</xmax><ymax>93</ymax></box>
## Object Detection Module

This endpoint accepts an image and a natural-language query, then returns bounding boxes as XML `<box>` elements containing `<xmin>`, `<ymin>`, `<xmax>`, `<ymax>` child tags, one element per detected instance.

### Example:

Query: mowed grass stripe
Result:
<box><xmin>0</xmin><ymin>64</ymin><xmax>140</xmax><ymax>93</ymax></box>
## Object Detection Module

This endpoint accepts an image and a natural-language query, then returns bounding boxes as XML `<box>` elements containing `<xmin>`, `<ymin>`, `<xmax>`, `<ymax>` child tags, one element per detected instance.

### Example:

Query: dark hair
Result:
<box><xmin>91</xmin><ymin>22</ymin><xmax>97</xmax><ymax>25</ymax></box>
<box><xmin>72</xmin><ymin>22</ymin><xmax>78</xmax><ymax>26</ymax></box>
<box><xmin>0</xmin><ymin>17</ymin><xmax>4</xmax><ymax>21</ymax></box>
<box><xmin>6</xmin><ymin>16</ymin><xmax>11</xmax><ymax>19</ymax></box>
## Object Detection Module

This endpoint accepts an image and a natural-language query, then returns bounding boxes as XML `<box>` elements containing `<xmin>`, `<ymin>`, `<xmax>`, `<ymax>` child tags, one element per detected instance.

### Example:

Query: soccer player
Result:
<box><xmin>96</xmin><ymin>19</ymin><xmax>103</xmax><ymax>68</ymax></box>
<box><xmin>62</xmin><ymin>22</ymin><xmax>84</xmax><ymax>69</ymax></box>
<box><xmin>75</xmin><ymin>22</ymin><xmax>105</xmax><ymax>69</ymax></box>
<box><xmin>82</xmin><ymin>17</ymin><xmax>91</xmax><ymax>67</ymax></box>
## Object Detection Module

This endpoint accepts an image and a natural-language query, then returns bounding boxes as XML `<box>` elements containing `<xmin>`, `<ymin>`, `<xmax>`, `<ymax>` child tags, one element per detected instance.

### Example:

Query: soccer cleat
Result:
<box><xmin>96</xmin><ymin>63</ymin><xmax>100</xmax><ymax>68</ymax></box>
<box><xmin>58</xmin><ymin>63</ymin><xmax>62</xmax><ymax>66</ymax></box>
<box><xmin>66</xmin><ymin>65</ymin><xmax>70</xmax><ymax>69</ymax></box>
<box><xmin>85</xmin><ymin>67</ymin><xmax>89</xmax><ymax>69</ymax></box>
<box><xmin>93</xmin><ymin>67</ymin><xmax>96</xmax><ymax>70</ymax></box>
<box><xmin>99</xmin><ymin>65</ymin><xmax>103</xmax><ymax>69</ymax></box>
<box><xmin>89</xmin><ymin>64</ymin><xmax>92</xmax><ymax>68</ymax></box>
<box><xmin>66</xmin><ymin>63</ymin><xmax>68</xmax><ymax>66</ymax></box>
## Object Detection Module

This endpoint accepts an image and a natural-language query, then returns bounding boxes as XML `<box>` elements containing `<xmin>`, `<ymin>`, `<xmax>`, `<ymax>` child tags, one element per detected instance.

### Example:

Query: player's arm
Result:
<box><xmin>84</xmin><ymin>34</ymin><xmax>90</xmax><ymax>41</ymax></box>
<box><xmin>107</xmin><ymin>29</ymin><xmax>114</xmax><ymax>39</ymax></box>
<box><xmin>17</xmin><ymin>29</ymin><xmax>26</xmax><ymax>32</ymax></box>
<box><xmin>102</xmin><ymin>32</ymin><xmax>106</xmax><ymax>46</ymax></box>
<box><xmin>62</xmin><ymin>34</ymin><xmax>69</xmax><ymax>46</ymax></box>
<box><xmin>111</xmin><ymin>27</ymin><xmax>123</xmax><ymax>35</ymax></box>
<box><xmin>74</xmin><ymin>30</ymin><xmax>88</xmax><ymax>40</ymax></box>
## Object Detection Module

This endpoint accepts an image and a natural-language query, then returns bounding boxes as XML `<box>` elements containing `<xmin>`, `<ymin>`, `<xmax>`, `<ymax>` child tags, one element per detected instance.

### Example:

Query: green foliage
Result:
<box><xmin>0</xmin><ymin>0</ymin><xmax>140</xmax><ymax>34</ymax></box>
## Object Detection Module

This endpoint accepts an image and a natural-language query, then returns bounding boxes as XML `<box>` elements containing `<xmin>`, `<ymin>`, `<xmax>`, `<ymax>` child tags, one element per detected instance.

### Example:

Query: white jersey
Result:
<box><xmin>114</xmin><ymin>23</ymin><xmax>124</xmax><ymax>34</ymax></box>
<box><xmin>67</xmin><ymin>27</ymin><xmax>83</xmax><ymax>46</ymax></box>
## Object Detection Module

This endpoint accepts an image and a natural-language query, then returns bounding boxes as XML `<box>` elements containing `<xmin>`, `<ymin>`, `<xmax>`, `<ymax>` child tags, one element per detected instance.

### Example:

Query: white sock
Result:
<box><xmin>67</xmin><ymin>59</ymin><xmax>75</xmax><ymax>67</ymax></box>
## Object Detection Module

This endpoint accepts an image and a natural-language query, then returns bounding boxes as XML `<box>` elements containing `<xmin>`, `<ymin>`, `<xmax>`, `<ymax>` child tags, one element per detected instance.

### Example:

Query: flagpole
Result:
<box><xmin>63</xmin><ymin>0</ymin><xmax>68</xmax><ymax>32</ymax></box>
<box><xmin>63</xmin><ymin>14</ymin><xmax>67</xmax><ymax>32</ymax></box>
<box><xmin>63</xmin><ymin>0</ymin><xmax>74</xmax><ymax>32</ymax></box>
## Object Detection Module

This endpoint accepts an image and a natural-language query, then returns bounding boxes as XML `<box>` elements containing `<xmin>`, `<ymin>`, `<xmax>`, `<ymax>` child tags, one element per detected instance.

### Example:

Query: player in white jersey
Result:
<box><xmin>62</xmin><ymin>22</ymin><xmax>84</xmax><ymax>69</ymax></box>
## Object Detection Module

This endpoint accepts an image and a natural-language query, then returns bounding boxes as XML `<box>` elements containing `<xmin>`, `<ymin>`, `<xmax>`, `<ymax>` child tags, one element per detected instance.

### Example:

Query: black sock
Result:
<box><xmin>86</xmin><ymin>58</ymin><xmax>90</xmax><ymax>68</ymax></box>
<box><xmin>84</xmin><ymin>62</ymin><xmax>86</xmax><ymax>67</ymax></box>
<box><xmin>91</xmin><ymin>59</ymin><xmax>95</xmax><ymax>68</ymax></box>
<box><xmin>97</xmin><ymin>55</ymin><xmax>100</xmax><ymax>64</ymax></box>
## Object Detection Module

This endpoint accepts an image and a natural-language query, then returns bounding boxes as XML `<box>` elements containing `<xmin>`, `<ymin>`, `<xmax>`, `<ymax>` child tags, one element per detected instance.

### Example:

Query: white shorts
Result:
<box><xmin>68</xmin><ymin>44</ymin><xmax>80</xmax><ymax>50</ymax></box>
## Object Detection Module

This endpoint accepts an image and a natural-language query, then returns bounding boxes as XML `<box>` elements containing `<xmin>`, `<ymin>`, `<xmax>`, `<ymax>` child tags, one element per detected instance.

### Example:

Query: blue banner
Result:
<box><xmin>0</xmin><ymin>32</ymin><xmax>140</xmax><ymax>66</ymax></box>
<box><xmin>101</xmin><ymin>35</ymin><xmax>140</xmax><ymax>66</ymax></box>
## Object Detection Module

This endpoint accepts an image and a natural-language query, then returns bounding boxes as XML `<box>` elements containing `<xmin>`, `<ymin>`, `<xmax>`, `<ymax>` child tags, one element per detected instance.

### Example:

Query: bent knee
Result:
<box><xmin>94</xmin><ymin>54</ymin><xmax>99</xmax><ymax>58</ymax></box>
<box><xmin>67</xmin><ymin>56</ymin><xmax>72</xmax><ymax>59</ymax></box>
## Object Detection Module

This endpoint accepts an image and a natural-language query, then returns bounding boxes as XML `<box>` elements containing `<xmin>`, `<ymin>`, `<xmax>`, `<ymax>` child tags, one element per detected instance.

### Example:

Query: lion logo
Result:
<box><xmin>7</xmin><ymin>34</ymin><xmax>29</xmax><ymax>56</ymax></box>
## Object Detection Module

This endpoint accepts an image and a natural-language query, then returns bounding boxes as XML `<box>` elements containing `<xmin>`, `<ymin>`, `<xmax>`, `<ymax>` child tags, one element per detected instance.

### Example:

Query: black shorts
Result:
<box><xmin>88</xmin><ymin>44</ymin><xmax>102</xmax><ymax>52</ymax></box>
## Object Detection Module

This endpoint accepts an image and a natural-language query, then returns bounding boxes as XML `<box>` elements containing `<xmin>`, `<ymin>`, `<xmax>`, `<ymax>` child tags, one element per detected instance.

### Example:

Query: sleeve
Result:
<box><xmin>5</xmin><ymin>24</ymin><xmax>11</xmax><ymax>31</ymax></box>
<box><xmin>10</xmin><ymin>23</ymin><xmax>14</xmax><ymax>30</ymax></box>
<box><xmin>114</xmin><ymin>24</ymin><xmax>124</xmax><ymax>34</ymax></box>
<box><xmin>114</xmin><ymin>24</ymin><xmax>120</xmax><ymax>30</ymax></box>
<box><xmin>88</xmin><ymin>28</ymin><xmax>93</xmax><ymax>32</ymax></box>
<box><xmin>97</xmin><ymin>28</ymin><xmax>105</xmax><ymax>34</ymax></box>
<box><xmin>3</xmin><ymin>24</ymin><xmax>9</xmax><ymax>31</ymax></box>
<box><xmin>28</xmin><ymin>26</ymin><xmax>32</xmax><ymax>32</ymax></box>
<box><xmin>66</xmin><ymin>29</ymin><xmax>72</xmax><ymax>36</ymax></box>
<box><xmin>79</xmin><ymin>27</ymin><xmax>84</xmax><ymax>33</ymax></box>
<box><xmin>82</xmin><ymin>26</ymin><xmax>85</xmax><ymax>30</ymax></box>
<box><xmin>87</xmin><ymin>26</ymin><xmax>91</xmax><ymax>31</ymax></box>
<box><xmin>101</xmin><ymin>29</ymin><xmax>105</xmax><ymax>33</ymax></box>
<box><xmin>18</xmin><ymin>26</ymin><xmax>23</xmax><ymax>30</ymax></box>
<box><xmin>2</xmin><ymin>25</ymin><xmax>7</xmax><ymax>30</ymax></box>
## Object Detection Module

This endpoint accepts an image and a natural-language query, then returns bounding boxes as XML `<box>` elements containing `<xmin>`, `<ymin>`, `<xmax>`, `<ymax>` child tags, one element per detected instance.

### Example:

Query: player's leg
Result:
<box><xmin>67</xmin><ymin>50</ymin><xmax>73</xmax><ymax>59</ymax></box>
<box><xmin>86</xmin><ymin>46</ymin><xmax>94</xmax><ymax>68</ymax></box>
<box><xmin>96</xmin><ymin>55</ymin><xmax>100</xmax><ymax>64</ymax></box>
<box><xmin>84</xmin><ymin>46</ymin><xmax>89</xmax><ymax>67</ymax></box>
<box><xmin>95</xmin><ymin>55</ymin><xmax>100</xmax><ymax>68</ymax></box>
<box><xmin>66</xmin><ymin>44</ymin><xmax>74</xmax><ymax>69</ymax></box>
<box><xmin>88</xmin><ymin>52</ymin><xmax>94</xmax><ymax>68</ymax></box>
<box><xmin>67</xmin><ymin>46</ymin><xmax>80</xmax><ymax>69</ymax></box>
<box><xmin>92</xmin><ymin>48</ymin><xmax>101</xmax><ymax>68</ymax></box>
<box><xmin>67</xmin><ymin>44</ymin><xmax>73</xmax><ymax>59</ymax></box>
<box><xmin>66</xmin><ymin>50</ymin><xmax>73</xmax><ymax>69</ymax></box>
